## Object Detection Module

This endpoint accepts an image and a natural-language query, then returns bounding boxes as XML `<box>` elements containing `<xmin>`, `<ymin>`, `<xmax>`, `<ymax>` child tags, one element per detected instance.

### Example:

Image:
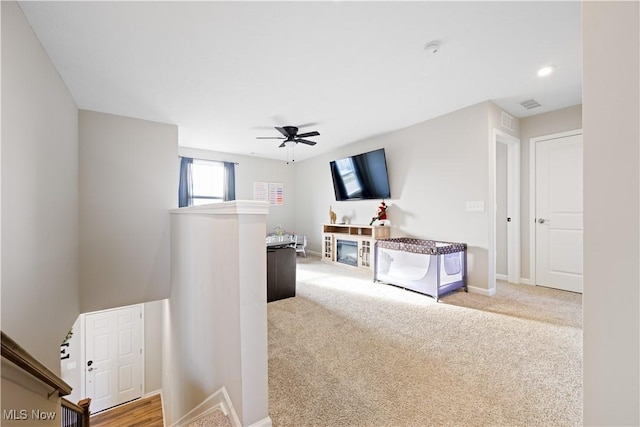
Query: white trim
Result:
<box><xmin>498</xmin><ymin>275</ymin><xmax>533</xmax><ymax>285</ymax></box>
<box><xmin>144</xmin><ymin>389</ymin><xmax>162</xmax><ymax>398</ymax></box>
<box><xmin>468</xmin><ymin>285</ymin><xmax>497</xmax><ymax>297</ymax></box>
<box><xmin>81</xmin><ymin>303</ymin><xmax>145</xmax><ymax>410</ymax></box>
<box><xmin>172</xmin><ymin>386</ymin><xmax>241</xmax><ymax>427</ymax></box>
<box><xmin>250</xmin><ymin>416</ymin><xmax>274</xmax><ymax>427</ymax></box>
<box><xmin>490</xmin><ymin>128</ymin><xmax>521</xmax><ymax>293</ymax></box>
<box><xmin>141</xmin><ymin>303</ymin><xmax>146</xmax><ymax>397</ymax></box>
<box><xmin>529</xmin><ymin>129</ymin><xmax>583</xmax><ymax>288</ymax></box>
<box><xmin>80</xmin><ymin>312</ymin><xmax>86</xmax><ymax>398</ymax></box>
<box><xmin>488</xmin><ymin>128</ymin><xmax>497</xmax><ymax>296</ymax></box>
<box><xmin>506</xmin><ymin>137</ymin><xmax>521</xmax><ymax>284</ymax></box>
<box><xmin>170</xmin><ymin>200</ymin><xmax>270</xmax><ymax>215</ymax></box>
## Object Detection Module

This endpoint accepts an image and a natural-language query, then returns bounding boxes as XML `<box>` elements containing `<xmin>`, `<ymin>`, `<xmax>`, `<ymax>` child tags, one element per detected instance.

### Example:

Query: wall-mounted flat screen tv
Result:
<box><xmin>330</xmin><ymin>148</ymin><xmax>391</xmax><ymax>201</ymax></box>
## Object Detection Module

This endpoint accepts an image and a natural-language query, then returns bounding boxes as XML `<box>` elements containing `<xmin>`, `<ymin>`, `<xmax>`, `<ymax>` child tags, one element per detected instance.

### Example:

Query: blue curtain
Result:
<box><xmin>178</xmin><ymin>157</ymin><xmax>193</xmax><ymax>207</ymax></box>
<box><xmin>224</xmin><ymin>161</ymin><xmax>236</xmax><ymax>201</ymax></box>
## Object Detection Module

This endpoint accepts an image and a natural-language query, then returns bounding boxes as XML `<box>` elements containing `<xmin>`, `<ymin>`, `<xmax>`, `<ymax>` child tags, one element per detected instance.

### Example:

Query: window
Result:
<box><xmin>178</xmin><ymin>157</ymin><xmax>235</xmax><ymax>207</ymax></box>
<box><xmin>191</xmin><ymin>160</ymin><xmax>224</xmax><ymax>205</ymax></box>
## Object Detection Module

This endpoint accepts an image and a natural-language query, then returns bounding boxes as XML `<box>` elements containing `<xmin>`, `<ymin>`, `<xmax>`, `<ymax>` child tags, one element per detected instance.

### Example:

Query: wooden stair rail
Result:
<box><xmin>1</xmin><ymin>330</ymin><xmax>72</xmax><ymax>398</ymax></box>
<box><xmin>62</xmin><ymin>398</ymin><xmax>91</xmax><ymax>427</ymax></box>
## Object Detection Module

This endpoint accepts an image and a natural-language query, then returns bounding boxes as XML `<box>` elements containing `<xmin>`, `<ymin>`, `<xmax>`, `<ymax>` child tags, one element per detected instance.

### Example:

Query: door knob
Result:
<box><xmin>537</xmin><ymin>218</ymin><xmax>549</xmax><ymax>224</ymax></box>
<box><xmin>88</xmin><ymin>367</ymin><xmax>97</xmax><ymax>372</ymax></box>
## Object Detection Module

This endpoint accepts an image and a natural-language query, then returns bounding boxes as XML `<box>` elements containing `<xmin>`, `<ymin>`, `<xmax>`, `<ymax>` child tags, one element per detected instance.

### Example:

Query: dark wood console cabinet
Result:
<box><xmin>267</xmin><ymin>246</ymin><xmax>296</xmax><ymax>302</ymax></box>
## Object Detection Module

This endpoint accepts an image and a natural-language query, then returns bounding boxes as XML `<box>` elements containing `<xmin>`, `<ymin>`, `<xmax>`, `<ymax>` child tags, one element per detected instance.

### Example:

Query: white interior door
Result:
<box><xmin>535</xmin><ymin>133</ymin><xmax>583</xmax><ymax>293</ymax></box>
<box><xmin>85</xmin><ymin>305</ymin><xmax>143</xmax><ymax>413</ymax></box>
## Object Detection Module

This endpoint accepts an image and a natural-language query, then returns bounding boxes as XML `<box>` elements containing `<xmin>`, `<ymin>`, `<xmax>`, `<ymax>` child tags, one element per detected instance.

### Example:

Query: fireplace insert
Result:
<box><xmin>336</xmin><ymin>239</ymin><xmax>358</xmax><ymax>266</ymax></box>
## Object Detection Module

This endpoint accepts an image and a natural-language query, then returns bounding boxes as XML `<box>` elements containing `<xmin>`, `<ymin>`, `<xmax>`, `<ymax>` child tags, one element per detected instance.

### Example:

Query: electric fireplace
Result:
<box><xmin>336</xmin><ymin>239</ymin><xmax>358</xmax><ymax>266</ymax></box>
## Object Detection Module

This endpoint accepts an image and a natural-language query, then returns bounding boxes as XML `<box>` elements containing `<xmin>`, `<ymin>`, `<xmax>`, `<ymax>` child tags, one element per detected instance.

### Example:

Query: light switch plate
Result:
<box><xmin>66</xmin><ymin>362</ymin><xmax>76</xmax><ymax>370</ymax></box>
<box><xmin>466</xmin><ymin>201</ymin><xmax>485</xmax><ymax>212</ymax></box>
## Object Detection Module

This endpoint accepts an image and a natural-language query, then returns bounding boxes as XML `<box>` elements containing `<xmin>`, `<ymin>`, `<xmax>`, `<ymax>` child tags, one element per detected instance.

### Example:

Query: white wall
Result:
<box><xmin>294</xmin><ymin>102</ymin><xmax>497</xmax><ymax>292</ymax></box>
<box><xmin>166</xmin><ymin>202</ymin><xmax>270</xmax><ymax>426</ymax></box>
<box><xmin>60</xmin><ymin>316</ymin><xmax>82</xmax><ymax>403</ymax></box>
<box><xmin>144</xmin><ymin>299</ymin><xmax>165</xmax><ymax>394</ymax></box>
<box><xmin>179</xmin><ymin>147</ymin><xmax>295</xmax><ymax>233</ymax></box>
<box><xmin>519</xmin><ymin>104</ymin><xmax>582</xmax><ymax>280</ymax></box>
<box><xmin>79</xmin><ymin>110</ymin><xmax>178</xmax><ymax>313</ymax></box>
<box><xmin>582</xmin><ymin>2</ymin><xmax>639</xmax><ymax>425</ymax></box>
<box><xmin>2</xmin><ymin>360</ymin><xmax>61</xmax><ymax>427</ymax></box>
<box><xmin>1</xmin><ymin>0</ymin><xmax>79</xmax><ymax>371</ymax></box>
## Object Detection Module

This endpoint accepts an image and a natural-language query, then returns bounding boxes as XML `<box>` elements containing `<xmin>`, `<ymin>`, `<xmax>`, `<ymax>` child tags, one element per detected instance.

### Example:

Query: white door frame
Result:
<box><xmin>489</xmin><ymin>128</ymin><xmax>521</xmax><ymax>292</ymax></box>
<box><xmin>529</xmin><ymin>129</ymin><xmax>583</xmax><ymax>287</ymax></box>
<box><xmin>80</xmin><ymin>304</ymin><xmax>145</xmax><ymax>402</ymax></box>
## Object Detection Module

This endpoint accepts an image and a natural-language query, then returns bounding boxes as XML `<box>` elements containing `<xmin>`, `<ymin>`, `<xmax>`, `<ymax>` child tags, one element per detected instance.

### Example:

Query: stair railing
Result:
<box><xmin>61</xmin><ymin>397</ymin><xmax>91</xmax><ymax>427</ymax></box>
<box><xmin>1</xmin><ymin>331</ymin><xmax>91</xmax><ymax>426</ymax></box>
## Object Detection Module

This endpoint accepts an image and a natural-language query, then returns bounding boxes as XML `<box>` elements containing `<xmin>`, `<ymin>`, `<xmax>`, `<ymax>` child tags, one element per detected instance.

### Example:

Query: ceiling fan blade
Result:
<box><xmin>256</xmin><ymin>136</ymin><xmax>285</xmax><ymax>139</ymax></box>
<box><xmin>296</xmin><ymin>131</ymin><xmax>320</xmax><ymax>138</ymax></box>
<box><xmin>278</xmin><ymin>141</ymin><xmax>288</xmax><ymax>148</ymax></box>
<box><xmin>296</xmin><ymin>139</ymin><xmax>317</xmax><ymax>146</ymax></box>
<box><xmin>275</xmin><ymin>127</ymin><xmax>291</xmax><ymax>138</ymax></box>
<box><xmin>296</xmin><ymin>122</ymin><xmax>319</xmax><ymax>129</ymax></box>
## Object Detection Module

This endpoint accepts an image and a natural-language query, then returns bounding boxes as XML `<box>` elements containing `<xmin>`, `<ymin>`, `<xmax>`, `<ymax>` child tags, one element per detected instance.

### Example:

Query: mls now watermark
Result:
<box><xmin>3</xmin><ymin>409</ymin><xmax>57</xmax><ymax>421</ymax></box>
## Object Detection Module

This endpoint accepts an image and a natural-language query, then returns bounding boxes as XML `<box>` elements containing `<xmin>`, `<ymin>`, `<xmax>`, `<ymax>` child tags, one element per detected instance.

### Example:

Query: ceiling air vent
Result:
<box><xmin>520</xmin><ymin>98</ymin><xmax>542</xmax><ymax>110</ymax></box>
<box><xmin>501</xmin><ymin>112</ymin><xmax>515</xmax><ymax>131</ymax></box>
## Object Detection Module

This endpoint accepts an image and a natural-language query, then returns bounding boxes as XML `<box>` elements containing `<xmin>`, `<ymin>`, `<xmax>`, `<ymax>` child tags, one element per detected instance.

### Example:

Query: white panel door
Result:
<box><xmin>85</xmin><ymin>305</ymin><xmax>143</xmax><ymax>413</ymax></box>
<box><xmin>535</xmin><ymin>133</ymin><xmax>583</xmax><ymax>293</ymax></box>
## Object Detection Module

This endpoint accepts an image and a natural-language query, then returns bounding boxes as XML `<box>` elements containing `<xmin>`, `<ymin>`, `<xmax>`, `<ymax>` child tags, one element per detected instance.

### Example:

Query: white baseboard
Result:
<box><xmin>495</xmin><ymin>274</ymin><xmax>508</xmax><ymax>282</ymax></box>
<box><xmin>144</xmin><ymin>389</ymin><xmax>162</xmax><ymax>398</ymax></box>
<box><xmin>520</xmin><ymin>277</ymin><xmax>532</xmax><ymax>285</ymax></box>
<box><xmin>250</xmin><ymin>416</ymin><xmax>273</xmax><ymax>427</ymax></box>
<box><xmin>172</xmin><ymin>386</ymin><xmax>240</xmax><ymax>427</ymax></box>
<box><xmin>467</xmin><ymin>285</ymin><xmax>497</xmax><ymax>297</ymax></box>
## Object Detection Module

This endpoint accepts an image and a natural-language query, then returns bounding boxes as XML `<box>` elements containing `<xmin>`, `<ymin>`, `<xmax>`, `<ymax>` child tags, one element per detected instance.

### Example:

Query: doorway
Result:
<box><xmin>530</xmin><ymin>129</ymin><xmax>583</xmax><ymax>293</ymax></box>
<box><xmin>491</xmin><ymin>129</ymin><xmax>521</xmax><ymax>291</ymax></box>
<box><xmin>84</xmin><ymin>304</ymin><xmax>144</xmax><ymax>413</ymax></box>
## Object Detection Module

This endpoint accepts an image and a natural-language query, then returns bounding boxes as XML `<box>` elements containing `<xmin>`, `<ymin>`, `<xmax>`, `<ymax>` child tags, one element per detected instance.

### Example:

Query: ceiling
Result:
<box><xmin>19</xmin><ymin>1</ymin><xmax>582</xmax><ymax>162</ymax></box>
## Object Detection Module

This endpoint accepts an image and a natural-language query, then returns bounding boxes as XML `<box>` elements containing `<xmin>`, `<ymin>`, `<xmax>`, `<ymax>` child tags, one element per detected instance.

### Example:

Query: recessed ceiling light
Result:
<box><xmin>537</xmin><ymin>65</ymin><xmax>556</xmax><ymax>77</ymax></box>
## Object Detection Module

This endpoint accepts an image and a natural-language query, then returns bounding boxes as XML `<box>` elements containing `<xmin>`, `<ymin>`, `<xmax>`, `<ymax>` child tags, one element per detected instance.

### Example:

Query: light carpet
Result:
<box><xmin>267</xmin><ymin>255</ymin><xmax>582</xmax><ymax>427</ymax></box>
<box><xmin>185</xmin><ymin>410</ymin><xmax>232</xmax><ymax>427</ymax></box>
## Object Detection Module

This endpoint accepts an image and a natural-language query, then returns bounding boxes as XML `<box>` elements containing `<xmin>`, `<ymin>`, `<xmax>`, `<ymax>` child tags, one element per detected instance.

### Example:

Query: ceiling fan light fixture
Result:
<box><xmin>257</xmin><ymin>125</ymin><xmax>320</xmax><ymax>159</ymax></box>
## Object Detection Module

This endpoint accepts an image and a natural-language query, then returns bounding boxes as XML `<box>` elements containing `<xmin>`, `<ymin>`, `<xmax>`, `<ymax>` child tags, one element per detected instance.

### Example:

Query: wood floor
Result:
<box><xmin>90</xmin><ymin>394</ymin><xmax>164</xmax><ymax>427</ymax></box>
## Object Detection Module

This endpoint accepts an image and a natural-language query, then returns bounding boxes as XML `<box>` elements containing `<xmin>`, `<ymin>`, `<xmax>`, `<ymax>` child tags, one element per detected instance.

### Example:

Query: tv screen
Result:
<box><xmin>330</xmin><ymin>148</ymin><xmax>391</xmax><ymax>201</ymax></box>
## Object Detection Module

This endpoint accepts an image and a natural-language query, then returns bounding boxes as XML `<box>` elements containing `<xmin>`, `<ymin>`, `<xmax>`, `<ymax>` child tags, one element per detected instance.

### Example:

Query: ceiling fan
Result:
<box><xmin>256</xmin><ymin>126</ymin><xmax>320</xmax><ymax>148</ymax></box>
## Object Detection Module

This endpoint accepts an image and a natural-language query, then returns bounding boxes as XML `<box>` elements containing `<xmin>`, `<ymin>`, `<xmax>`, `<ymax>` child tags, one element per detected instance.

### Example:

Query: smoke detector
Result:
<box><xmin>424</xmin><ymin>41</ymin><xmax>440</xmax><ymax>55</ymax></box>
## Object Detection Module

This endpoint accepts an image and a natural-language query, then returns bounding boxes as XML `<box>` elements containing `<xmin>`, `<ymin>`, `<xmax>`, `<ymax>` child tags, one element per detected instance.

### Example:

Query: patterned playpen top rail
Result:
<box><xmin>375</xmin><ymin>238</ymin><xmax>466</xmax><ymax>255</ymax></box>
